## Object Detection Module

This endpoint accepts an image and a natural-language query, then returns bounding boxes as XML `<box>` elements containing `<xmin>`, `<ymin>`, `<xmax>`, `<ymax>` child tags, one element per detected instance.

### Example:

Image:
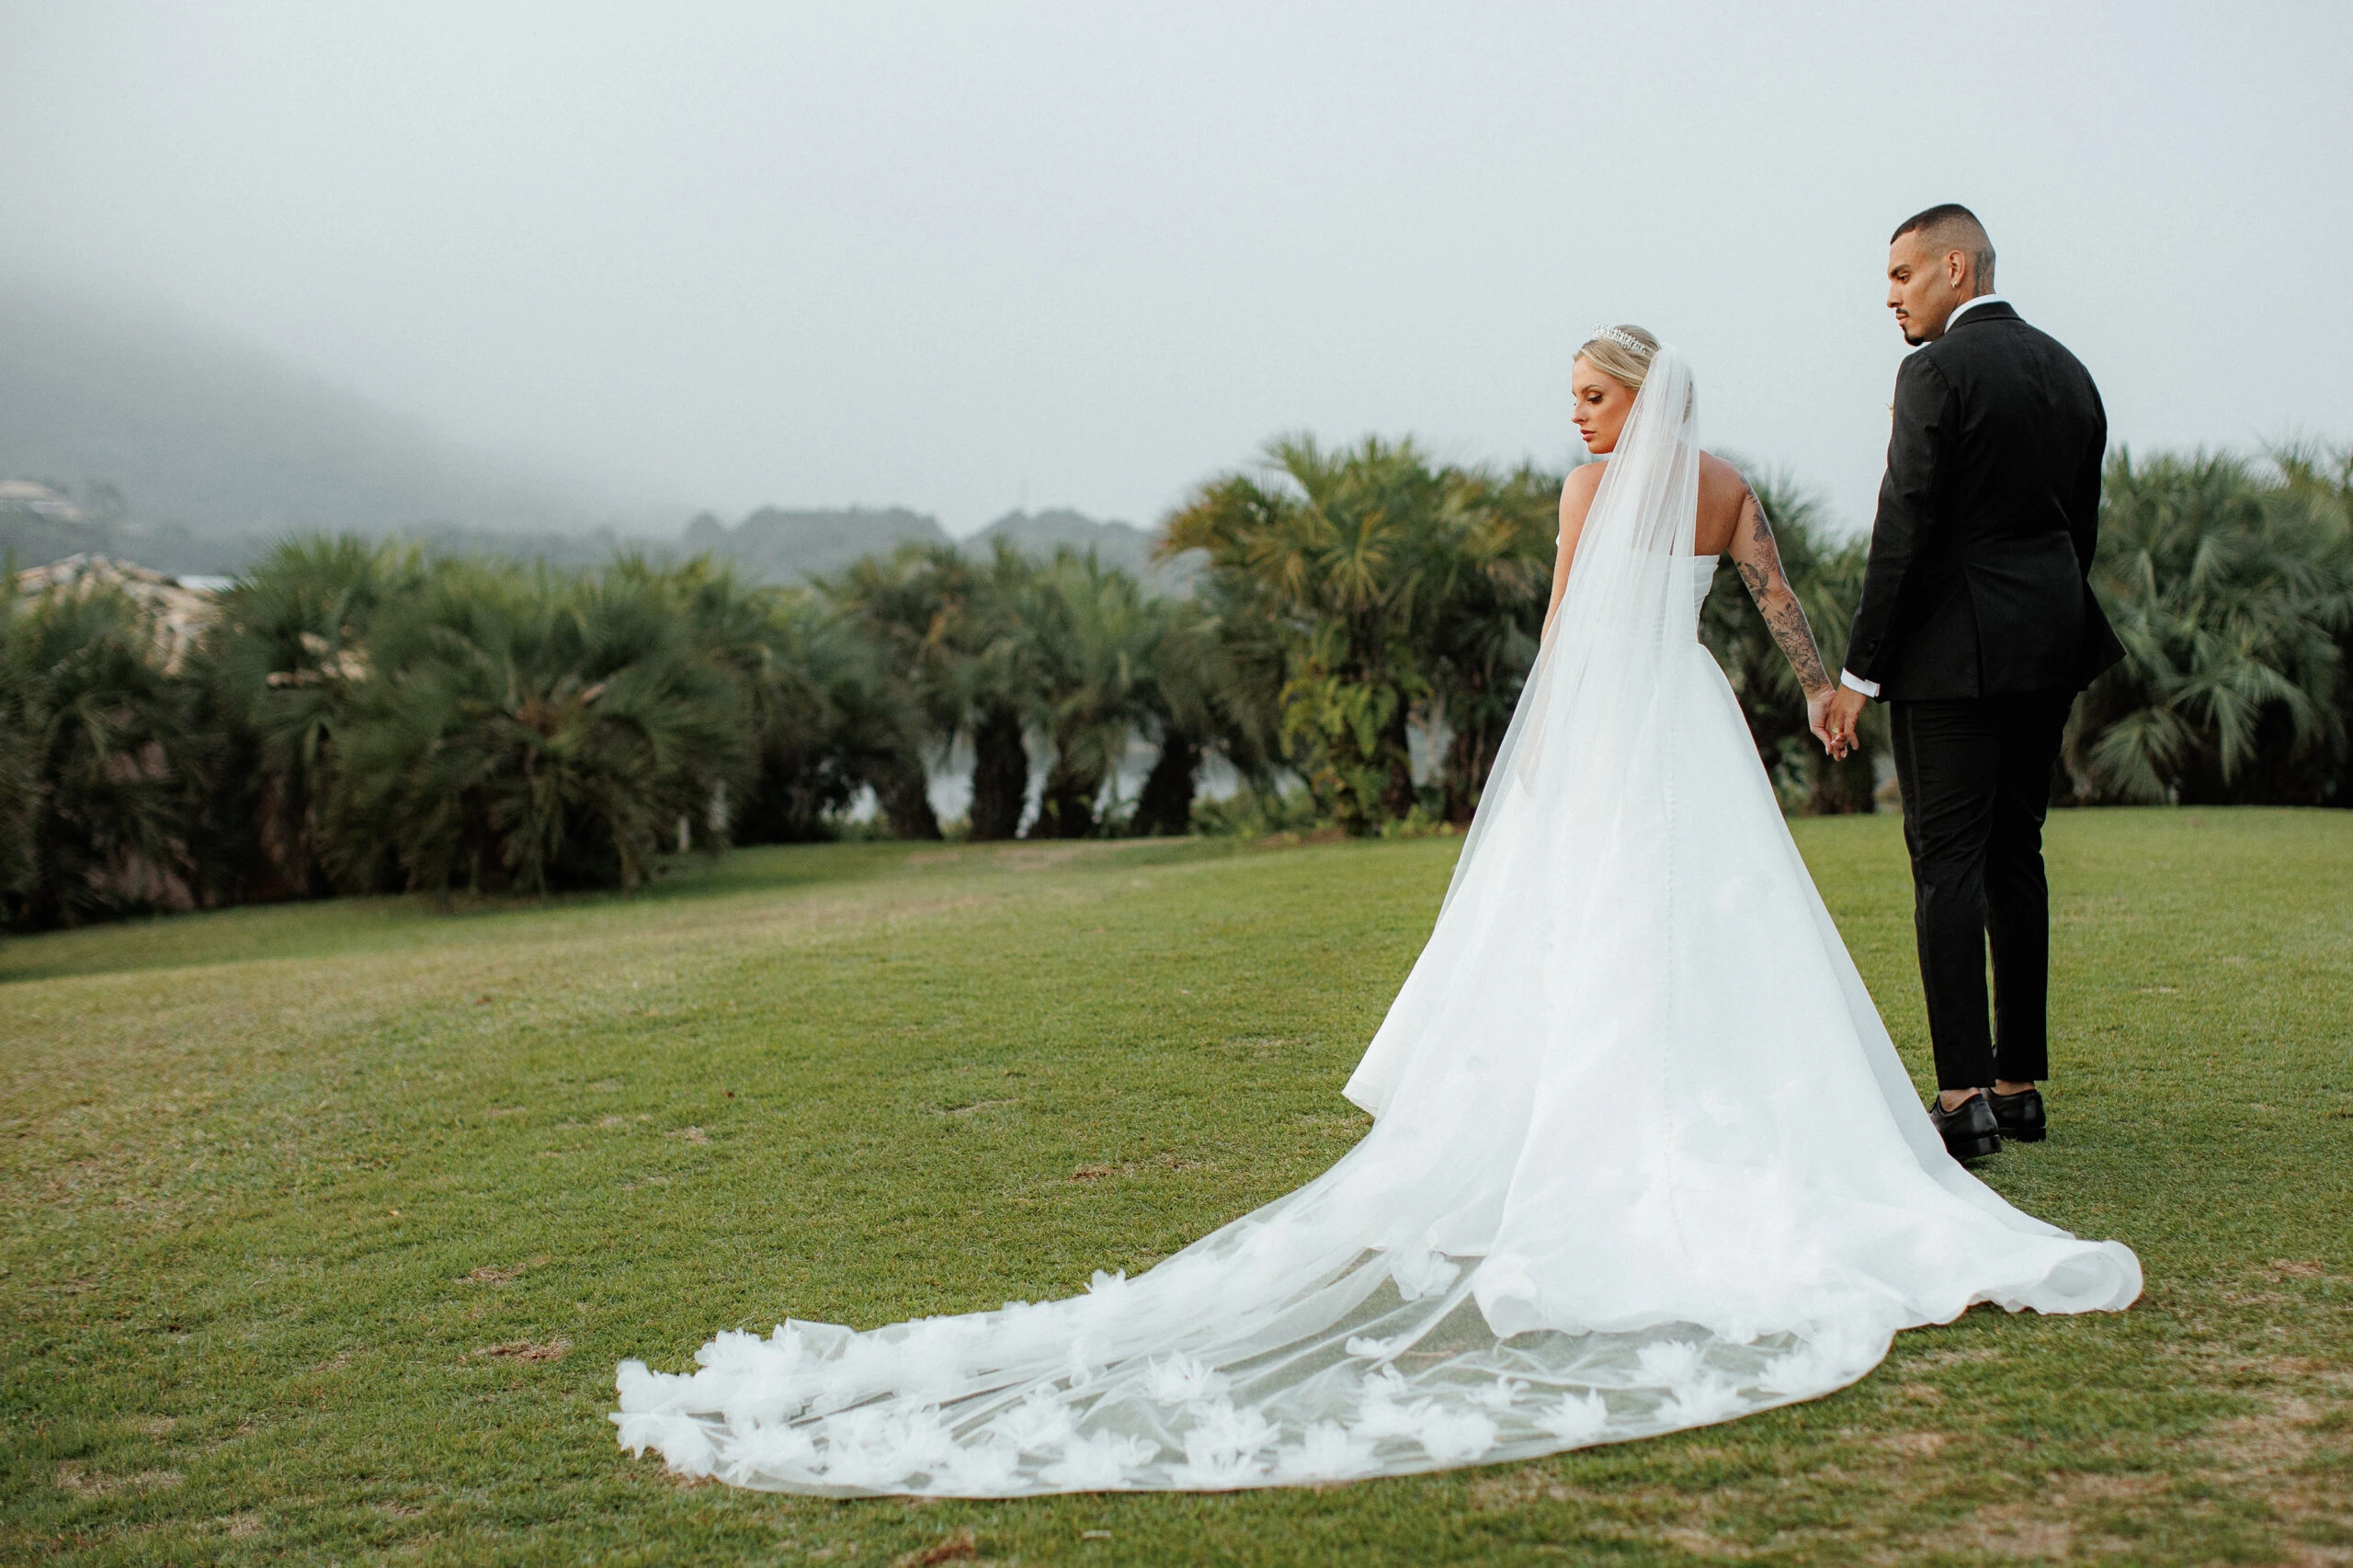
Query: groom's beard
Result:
<box><xmin>1902</xmin><ymin>327</ymin><xmax>1928</xmax><ymax>346</ymax></box>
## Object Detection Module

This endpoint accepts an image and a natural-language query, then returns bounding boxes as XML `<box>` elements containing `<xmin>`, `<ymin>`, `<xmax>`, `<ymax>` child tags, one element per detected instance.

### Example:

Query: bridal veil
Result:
<box><xmin>612</xmin><ymin>347</ymin><xmax>2140</xmax><ymax>1495</ymax></box>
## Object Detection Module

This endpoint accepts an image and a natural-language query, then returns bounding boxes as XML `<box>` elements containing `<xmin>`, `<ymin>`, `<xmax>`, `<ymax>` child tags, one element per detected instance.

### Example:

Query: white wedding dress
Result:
<box><xmin>613</xmin><ymin>348</ymin><xmax>2140</xmax><ymax>1495</ymax></box>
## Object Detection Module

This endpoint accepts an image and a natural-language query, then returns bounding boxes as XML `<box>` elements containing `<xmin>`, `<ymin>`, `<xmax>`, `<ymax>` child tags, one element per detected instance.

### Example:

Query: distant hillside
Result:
<box><xmin>0</xmin><ymin>511</ymin><xmax>254</xmax><ymax>578</ymax></box>
<box><xmin>968</xmin><ymin>507</ymin><xmax>1152</xmax><ymax>569</ymax></box>
<box><xmin>0</xmin><ymin>278</ymin><xmax>1198</xmax><ymax>590</ymax></box>
<box><xmin>971</xmin><ymin>509</ymin><xmax>1201</xmax><ymax>594</ymax></box>
<box><xmin>3</xmin><ymin>498</ymin><xmax>1201</xmax><ymax>590</ymax></box>
<box><xmin>0</xmin><ymin>278</ymin><xmax>612</xmax><ymax>540</ymax></box>
<box><xmin>679</xmin><ymin>505</ymin><xmax>1199</xmax><ymax>591</ymax></box>
<box><xmin>0</xmin><ymin>506</ymin><xmax>667</xmax><ymax>580</ymax></box>
<box><xmin>680</xmin><ymin>506</ymin><xmax>951</xmax><ymax>584</ymax></box>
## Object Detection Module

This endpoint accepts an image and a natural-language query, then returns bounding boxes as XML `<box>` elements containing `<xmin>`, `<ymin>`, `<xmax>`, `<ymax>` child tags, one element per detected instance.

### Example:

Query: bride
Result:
<box><xmin>613</xmin><ymin>329</ymin><xmax>2140</xmax><ymax>1495</ymax></box>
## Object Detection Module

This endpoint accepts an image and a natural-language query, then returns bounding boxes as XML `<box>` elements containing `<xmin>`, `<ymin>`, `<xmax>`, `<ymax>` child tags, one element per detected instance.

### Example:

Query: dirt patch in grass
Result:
<box><xmin>892</xmin><ymin>1528</ymin><xmax>982</xmax><ymax>1565</ymax></box>
<box><xmin>54</xmin><ymin>1463</ymin><xmax>183</xmax><ymax>1495</ymax></box>
<box><xmin>2197</xmin><ymin>1388</ymin><xmax>2353</xmax><ymax>1537</ymax></box>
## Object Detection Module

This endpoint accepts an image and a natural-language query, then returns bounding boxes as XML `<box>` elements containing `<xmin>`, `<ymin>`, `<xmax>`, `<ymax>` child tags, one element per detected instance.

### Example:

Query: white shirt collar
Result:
<box><xmin>1946</xmin><ymin>293</ymin><xmax>2007</xmax><ymax>330</ymax></box>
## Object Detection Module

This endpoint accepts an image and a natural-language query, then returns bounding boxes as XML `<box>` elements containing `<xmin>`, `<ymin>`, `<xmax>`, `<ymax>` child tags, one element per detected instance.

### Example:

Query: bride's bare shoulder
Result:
<box><xmin>1558</xmin><ymin>460</ymin><xmax>1606</xmax><ymax>520</ymax></box>
<box><xmin>1694</xmin><ymin>450</ymin><xmax>1753</xmax><ymax>553</ymax></box>
<box><xmin>1696</xmin><ymin>449</ymin><xmax>1750</xmax><ymax>502</ymax></box>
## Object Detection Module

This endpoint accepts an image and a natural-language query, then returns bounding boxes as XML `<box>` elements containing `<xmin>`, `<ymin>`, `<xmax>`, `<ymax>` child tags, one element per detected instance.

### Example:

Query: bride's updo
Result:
<box><xmin>1576</xmin><ymin>324</ymin><xmax>1660</xmax><ymax>390</ymax></box>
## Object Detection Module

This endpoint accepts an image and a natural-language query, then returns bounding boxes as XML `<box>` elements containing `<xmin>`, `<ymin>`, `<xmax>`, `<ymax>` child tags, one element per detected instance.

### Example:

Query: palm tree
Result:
<box><xmin>0</xmin><ymin>585</ymin><xmax>28</xmax><ymax>907</ymax></box>
<box><xmin>2065</xmin><ymin>450</ymin><xmax>2353</xmax><ymax>804</ymax></box>
<box><xmin>192</xmin><ymin>535</ymin><xmax>415</xmax><ymax>896</ymax></box>
<box><xmin>0</xmin><ymin>584</ymin><xmax>202</xmax><ymax>927</ymax></box>
<box><xmin>818</xmin><ymin>547</ymin><xmax>963</xmax><ymax>839</ymax></box>
<box><xmin>1131</xmin><ymin>585</ymin><xmax>1284</xmax><ymax>836</ymax></box>
<box><xmin>2277</xmin><ymin>441</ymin><xmax>2353</xmax><ymax>806</ymax></box>
<box><xmin>1164</xmin><ymin>435</ymin><xmax>1456</xmax><ymax>833</ymax></box>
<box><xmin>1025</xmin><ymin>549</ymin><xmax>1156</xmax><ymax>838</ymax></box>
<box><xmin>1416</xmin><ymin>462</ymin><xmax>1557</xmax><ymax>822</ymax></box>
<box><xmin>823</xmin><ymin>542</ymin><xmax>1048</xmax><ymax>840</ymax></box>
<box><xmin>320</xmin><ymin>561</ymin><xmax>750</xmax><ymax>894</ymax></box>
<box><xmin>961</xmin><ymin>540</ymin><xmax>1046</xmax><ymax>839</ymax></box>
<box><xmin>726</xmin><ymin>586</ymin><xmax>919</xmax><ymax>844</ymax></box>
<box><xmin>611</xmin><ymin>557</ymin><xmax>837</xmax><ymax>844</ymax></box>
<box><xmin>2275</xmin><ymin>439</ymin><xmax>2353</xmax><ymax>507</ymax></box>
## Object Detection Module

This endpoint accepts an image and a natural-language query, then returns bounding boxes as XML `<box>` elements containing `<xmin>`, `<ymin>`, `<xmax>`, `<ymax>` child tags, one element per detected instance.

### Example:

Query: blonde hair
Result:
<box><xmin>1575</xmin><ymin>324</ymin><xmax>1660</xmax><ymax>391</ymax></box>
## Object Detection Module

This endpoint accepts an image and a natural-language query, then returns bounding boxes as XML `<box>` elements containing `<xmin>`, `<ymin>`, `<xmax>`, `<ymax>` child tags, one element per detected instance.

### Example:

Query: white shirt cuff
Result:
<box><xmin>1839</xmin><ymin>669</ymin><xmax>1881</xmax><ymax>698</ymax></box>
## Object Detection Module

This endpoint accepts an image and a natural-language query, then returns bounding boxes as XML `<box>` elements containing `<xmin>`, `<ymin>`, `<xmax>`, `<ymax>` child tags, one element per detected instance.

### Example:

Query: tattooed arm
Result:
<box><xmin>1726</xmin><ymin>486</ymin><xmax>1831</xmax><ymax>695</ymax></box>
<box><xmin>1725</xmin><ymin>484</ymin><xmax>1849</xmax><ymax>756</ymax></box>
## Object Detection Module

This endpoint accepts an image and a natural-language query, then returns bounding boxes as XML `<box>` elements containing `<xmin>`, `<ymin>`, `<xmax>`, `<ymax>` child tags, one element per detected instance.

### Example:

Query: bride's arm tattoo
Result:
<box><xmin>1730</xmin><ymin>490</ymin><xmax>1832</xmax><ymax>695</ymax></box>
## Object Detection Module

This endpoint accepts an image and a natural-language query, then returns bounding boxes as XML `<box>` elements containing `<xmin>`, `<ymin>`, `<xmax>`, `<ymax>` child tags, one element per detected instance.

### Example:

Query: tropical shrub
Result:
<box><xmin>12</xmin><ymin>434</ymin><xmax>2347</xmax><ymax>932</ymax></box>
<box><xmin>0</xmin><ymin>583</ymin><xmax>208</xmax><ymax>926</ymax></box>
<box><xmin>727</xmin><ymin>586</ymin><xmax>917</xmax><ymax>845</ymax></box>
<box><xmin>1188</xmin><ymin>779</ymin><xmax>1329</xmax><ymax>839</ymax></box>
<box><xmin>822</xmin><ymin>543</ymin><xmax>1039</xmax><ymax>841</ymax></box>
<box><xmin>1025</xmin><ymin>549</ymin><xmax>1161</xmax><ymax>837</ymax></box>
<box><xmin>1131</xmin><ymin>584</ymin><xmax>1283</xmax><ymax>836</ymax></box>
<box><xmin>0</xmin><ymin>592</ymin><xmax>26</xmax><ymax>903</ymax></box>
<box><xmin>316</xmin><ymin>561</ymin><xmax>750</xmax><ymax>894</ymax></box>
<box><xmin>1162</xmin><ymin>437</ymin><xmax>1554</xmax><ymax>835</ymax></box>
<box><xmin>192</xmin><ymin>536</ymin><xmax>416</xmax><ymax>896</ymax></box>
<box><xmin>2066</xmin><ymin>450</ymin><xmax>2353</xmax><ymax>805</ymax></box>
<box><xmin>823</xmin><ymin>539</ymin><xmax>1281</xmax><ymax>841</ymax></box>
<box><xmin>1415</xmin><ymin>463</ymin><xmax>1559</xmax><ymax>822</ymax></box>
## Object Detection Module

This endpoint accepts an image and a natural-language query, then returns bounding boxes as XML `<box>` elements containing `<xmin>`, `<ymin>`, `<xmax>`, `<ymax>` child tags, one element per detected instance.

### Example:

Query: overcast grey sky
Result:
<box><xmin>4</xmin><ymin>1</ymin><xmax>2347</xmax><ymax>536</ymax></box>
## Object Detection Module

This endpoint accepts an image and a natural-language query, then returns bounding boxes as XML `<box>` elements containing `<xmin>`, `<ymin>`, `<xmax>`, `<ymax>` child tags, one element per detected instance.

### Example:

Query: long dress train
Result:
<box><xmin>611</xmin><ymin>347</ymin><xmax>2140</xmax><ymax>1495</ymax></box>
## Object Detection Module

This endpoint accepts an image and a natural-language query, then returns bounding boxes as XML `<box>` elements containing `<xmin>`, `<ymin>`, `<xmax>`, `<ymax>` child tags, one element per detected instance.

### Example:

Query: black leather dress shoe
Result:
<box><xmin>1927</xmin><ymin>1092</ymin><xmax>2002</xmax><ymax>1160</ymax></box>
<box><xmin>1988</xmin><ymin>1086</ymin><xmax>2047</xmax><ymax>1142</ymax></box>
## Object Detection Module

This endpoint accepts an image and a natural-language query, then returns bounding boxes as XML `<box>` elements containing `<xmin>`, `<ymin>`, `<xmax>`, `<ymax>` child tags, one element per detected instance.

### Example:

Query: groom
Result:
<box><xmin>1820</xmin><ymin>204</ymin><xmax>2123</xmax><ymax>1162</ymax></box>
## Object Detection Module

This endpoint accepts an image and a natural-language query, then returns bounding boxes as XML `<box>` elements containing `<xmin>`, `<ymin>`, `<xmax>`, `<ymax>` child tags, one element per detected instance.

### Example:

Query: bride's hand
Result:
<box><xmin>1807</xmin><ymin>687</ymin><xmax>1849</xmax><ymax>759</ymax></box>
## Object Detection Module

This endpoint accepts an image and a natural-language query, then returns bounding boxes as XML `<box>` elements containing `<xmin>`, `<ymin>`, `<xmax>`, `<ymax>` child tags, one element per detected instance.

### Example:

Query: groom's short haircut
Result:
<box><xmin>1892</xmin><ymin>203</ymin><xmax>1996</xmax><ymax>290</ymax></box>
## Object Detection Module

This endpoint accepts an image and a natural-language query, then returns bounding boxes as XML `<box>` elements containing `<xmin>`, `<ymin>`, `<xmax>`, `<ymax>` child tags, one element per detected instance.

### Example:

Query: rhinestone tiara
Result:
<box><xmin>1586</xmin><ymin>324</ymin><xmax>1654</xmax><ymax>357</ymax></box>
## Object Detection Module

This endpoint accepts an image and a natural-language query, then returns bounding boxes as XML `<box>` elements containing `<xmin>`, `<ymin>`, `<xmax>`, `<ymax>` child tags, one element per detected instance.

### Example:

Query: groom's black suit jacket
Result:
<box><xmin>1845</xmin><ymin>301</ymin><xmax>2124</xmax><ymax>699</ymax></box>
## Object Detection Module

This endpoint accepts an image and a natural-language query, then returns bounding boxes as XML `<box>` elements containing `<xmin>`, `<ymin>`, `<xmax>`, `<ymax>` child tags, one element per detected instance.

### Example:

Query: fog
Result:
<box><xmin>3</xmin><ymin>1</ymin><xmax>2347</xmax><ymax>537</ymax></box>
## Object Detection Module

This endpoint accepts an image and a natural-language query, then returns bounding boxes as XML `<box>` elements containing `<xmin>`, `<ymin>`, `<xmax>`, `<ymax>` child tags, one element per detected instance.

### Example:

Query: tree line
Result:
<box><xmin>3</xmin><ymin>439</ymin><xmax>2347</xmax><ymax>930</ymax></box>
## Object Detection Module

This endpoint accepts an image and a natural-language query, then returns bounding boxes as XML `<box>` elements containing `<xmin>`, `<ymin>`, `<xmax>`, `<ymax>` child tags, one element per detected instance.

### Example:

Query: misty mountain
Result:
<box><xmin>6</xmin><ymin>486</ymin><xmax>1192</xmax><ymax>591</ymax></box>
<box><xmin>0</xmin><ymin>277</ymin><xmax>1195</xmax><ymax>590</ymax></box>
<box><xmin>680</xmin><ymin>506</ymin><xmax>951</xmax><ymax>584</ymax></box>
<box><xmin>973</xmin><ymin>508</ymin><xmax>1203</xmax><ymax>593</ymax></box>
<box><xmin>679</xmin><ymin>506</ymin><xmax>1198</xmax><ymax>590</ymax></box>
<box><xmin>0</xmin><ymin>278</ymin><xmax>616</xmax><ymax>543</ymax></box>
<box><xmin>970</xmin><ymin>508</ymin><xmax>1150</xmax><ymax>572</ymax></box>
<box><xmin>0</xmin><ymin>505</ymin><xmax>675</xmax><ymax>581</ymax></box>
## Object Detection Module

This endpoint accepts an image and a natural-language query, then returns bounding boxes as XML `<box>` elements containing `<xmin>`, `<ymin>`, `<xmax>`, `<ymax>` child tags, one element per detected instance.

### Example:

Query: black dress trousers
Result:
<box><xmin>1890</xmin><ymin>691</ymin><xmax>2075</xmax><ymax>1090</ymax></box>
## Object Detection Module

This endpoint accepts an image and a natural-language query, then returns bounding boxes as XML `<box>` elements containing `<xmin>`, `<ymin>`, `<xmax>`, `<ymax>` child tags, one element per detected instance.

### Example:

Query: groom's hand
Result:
<box><xmin>1817</xmin><ymin>687</ymin><xmax>1868</xmax><ymax>758</ymax></box>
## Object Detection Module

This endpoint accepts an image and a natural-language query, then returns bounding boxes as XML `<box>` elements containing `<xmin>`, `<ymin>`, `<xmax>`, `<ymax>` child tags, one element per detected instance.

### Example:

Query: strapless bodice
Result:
<box><xmin>1692</xmin><ymin>553</ymin><xmax>1720</xmax><ymax>614</ymax></box>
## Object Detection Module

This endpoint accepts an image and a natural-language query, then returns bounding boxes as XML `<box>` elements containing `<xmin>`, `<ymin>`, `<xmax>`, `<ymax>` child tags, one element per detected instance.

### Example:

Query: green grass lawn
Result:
<box><xmin>3</xmin><ymin>810</ymin><xmax>2348</xmax><ymax>1566</ymax></box>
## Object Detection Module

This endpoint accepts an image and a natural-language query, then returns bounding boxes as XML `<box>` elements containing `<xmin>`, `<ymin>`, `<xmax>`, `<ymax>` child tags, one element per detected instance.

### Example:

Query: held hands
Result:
<box><xmin>1813</xmin><ymin>686</ymin><xmax>1867</xmax><ymax>760</ymax></box>
<box><xmin>1806</xmin><ymin>687</ymin><xmax>1846</xmax><ymax>759</ymax></box>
